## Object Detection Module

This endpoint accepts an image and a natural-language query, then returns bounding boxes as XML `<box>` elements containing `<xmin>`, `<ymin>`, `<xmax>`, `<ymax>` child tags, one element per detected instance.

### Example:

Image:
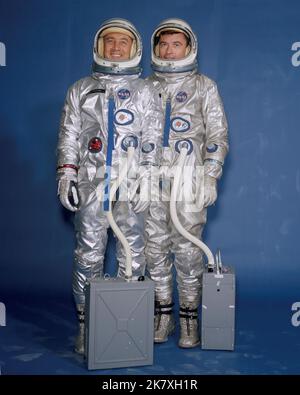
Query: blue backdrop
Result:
<box><xmin>0</xmin><ymin>0</ymin><xmax>299</xmax><ymax>343</ymax></box>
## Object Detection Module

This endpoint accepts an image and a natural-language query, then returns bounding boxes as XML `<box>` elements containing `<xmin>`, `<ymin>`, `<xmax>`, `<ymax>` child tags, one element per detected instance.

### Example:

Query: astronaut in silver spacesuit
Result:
<box><xmin>56</xmin><ymin>18</ymin><xmax>161</xmax><ymax>355</ymax></box>
<box><xmin>145</xmin><ymin>19</ymin><xmax>229</xmax><ymax>348</ymax></box>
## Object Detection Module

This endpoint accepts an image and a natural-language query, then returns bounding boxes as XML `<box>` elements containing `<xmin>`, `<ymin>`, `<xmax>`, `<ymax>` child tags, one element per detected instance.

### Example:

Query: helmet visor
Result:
<box><xmin>97</xmin><ymin>27</ymin><xmax>137</xmax><ymax>61</ymax></box>
<box><xmin>153</xmin><ymin>28</ymin><xmax>191</xmax><ymax>60</ymax></box>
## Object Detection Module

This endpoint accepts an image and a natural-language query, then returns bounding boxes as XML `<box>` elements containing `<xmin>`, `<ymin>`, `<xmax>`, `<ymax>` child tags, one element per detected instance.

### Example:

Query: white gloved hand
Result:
<box><xmin>57</xmin><ymin>167</ymin><xmax>79</xmax><ymax>212</ymax></box>
<box><xmin>57</xmin><ymin>179</ymin><xmax>79</xmax><ymax>212</ymax></box>
<box><xmin>130</xmin><ymin>165</ymin><xmax>153</xmax><ymax>213</ymax></box>
<box><xmin>203</xmin><ymin>175</ymin><xmax>217</xmax><ymax>207</ymax></box>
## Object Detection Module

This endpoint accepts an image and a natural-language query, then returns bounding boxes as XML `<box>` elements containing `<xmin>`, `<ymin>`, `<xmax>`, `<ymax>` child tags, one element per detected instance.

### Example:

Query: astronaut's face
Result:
<box><xmin>103</xmin><ymin>32</ymin><xmax>133</xmax><ymax>60</ymax></box>
<box><xmin>158</xmin><ymin>32</ymin><xmax>188</xmax><ymax>60</ymax></box>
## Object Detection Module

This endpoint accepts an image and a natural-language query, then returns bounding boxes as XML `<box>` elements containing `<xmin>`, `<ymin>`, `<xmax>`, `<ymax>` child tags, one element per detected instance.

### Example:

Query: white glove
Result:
<box><xmin>203</xmin><ymin>175</ymin><xmax>217</xmax><ymax>207</ymax></box>
<box><xmin>130</xmin><ymin>165</ymin><xmax>154</xmax><ymax>213</ymax></box>
<box><xmin>57</xmin><ymin>167</ymin><xmax>79</xmax><ymax>212</ymax></box>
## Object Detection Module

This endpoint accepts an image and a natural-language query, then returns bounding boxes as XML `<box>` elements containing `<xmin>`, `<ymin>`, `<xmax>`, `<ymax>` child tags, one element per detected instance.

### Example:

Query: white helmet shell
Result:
<box><xmin>151</xmin><ymin>18</ymin><xmax>198</xmax><ymax>73</ymax></box>
<box><xmin>93</xmin><ymin>18</ymin><xmax>142</xmax><ymax>75</ymax></box>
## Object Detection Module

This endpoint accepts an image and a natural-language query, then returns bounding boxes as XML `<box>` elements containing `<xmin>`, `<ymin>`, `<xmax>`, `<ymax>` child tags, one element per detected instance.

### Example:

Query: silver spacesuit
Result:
<box><xmin>145</xmin><ymin>19</ymin><xmax>229</xmax><ymax>348</ymax></box>
<box><xmin>56</xmin><ymin>18</ymin><xmax>161</xmax><ymax>354</ymax></box>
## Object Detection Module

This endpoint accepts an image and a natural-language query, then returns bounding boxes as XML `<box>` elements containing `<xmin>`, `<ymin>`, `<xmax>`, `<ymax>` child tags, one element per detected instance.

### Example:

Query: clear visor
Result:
<box><xmin>153</xmin><ymin>28</ymin><xmax>191</xmax><ymax>60</ymax></box>
<box><xmin>97</xmin><ymin>27</ymin><xmax>137</xmax><ymax>61</ymax></box>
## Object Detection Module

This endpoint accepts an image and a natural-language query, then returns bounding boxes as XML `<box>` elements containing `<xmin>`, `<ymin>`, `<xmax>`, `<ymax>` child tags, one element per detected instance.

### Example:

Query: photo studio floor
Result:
<box><xmin>0</xmin><ymin>292</ymin><xmax>299</xmax><ymax>375</ymax></box>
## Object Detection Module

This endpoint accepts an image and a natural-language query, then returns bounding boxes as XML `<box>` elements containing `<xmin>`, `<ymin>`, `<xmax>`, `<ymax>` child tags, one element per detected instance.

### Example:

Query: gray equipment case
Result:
<box><xmin>85</xmin><ymin>276</ymin><xmax>154</xmax><ymax>370</ymax></box>
<box><xmin>201</xmin><ymin>266</ymin><xmax>235</xmax><ymax>351</ymax></box>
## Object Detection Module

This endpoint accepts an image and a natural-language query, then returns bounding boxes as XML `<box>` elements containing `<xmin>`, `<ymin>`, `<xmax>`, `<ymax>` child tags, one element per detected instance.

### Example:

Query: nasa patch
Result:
<box><xmin>114</xmin><ymin>109</ymin><xmax>134</xmax><ymax>125</ymax></box>
<box><xmin>171</xmin><ymin>117</ymin><xmax>190</xmax><ymax>133</ymax></box>
<box><xmin>88</xmin><ymin>137</ymin><xmax>102</xmax><ymax>153</ymax></box>
<box><xmin>117</xmin><ymin>89</ymin><xmax>131</xmax><ymax>100</ymax></box>
<box><xmin>176</xmin><ymin>91</ymin><xmax>188</xmax><ymax>102</ymax></box>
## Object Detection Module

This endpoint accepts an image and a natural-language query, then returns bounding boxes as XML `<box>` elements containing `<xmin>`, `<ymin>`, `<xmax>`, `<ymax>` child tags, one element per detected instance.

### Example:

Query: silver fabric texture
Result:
<box><xmin>74</xmin><ymin>304</ymin><xmax>85</xmax><ymax>355</ymax></box>
<box><xmin>178</xmin><ymin>316</ymin><xmax>200</xmax><ymax>348</ymax></box>
<box><xmin>57</xmin><ymin>72</ymin><xmax>162</xmax><ymax>305</ymax></box>
<box><xmin>154</xmin><ymin>297</ymin><xmax>175</xmax><ymax>343</ymax></box>
<box><xmin>179</xmin><ymin>302</ymin><xmax>200</xmax><ymax>348</ymax></box>
<box><xmin>145</xmin><ymin>69</ymin><xmax>228</xmax><ymax>306</ymax></box>
<box><xmin>154</xmin><ymin>312</ymin><xmax>175</xmax><ymax>343</ymax></box>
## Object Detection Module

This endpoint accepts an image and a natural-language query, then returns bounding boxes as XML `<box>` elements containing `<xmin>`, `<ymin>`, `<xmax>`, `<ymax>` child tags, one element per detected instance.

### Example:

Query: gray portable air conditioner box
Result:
<box><xmin>201</xmin><ymin>266</ymin><xmax>235</xmax><ymax>351</ymax></box>
<box><xmin>85</xmin><ymin>276</ymin><xmax>154</xmax><ymax>370</ymax></box>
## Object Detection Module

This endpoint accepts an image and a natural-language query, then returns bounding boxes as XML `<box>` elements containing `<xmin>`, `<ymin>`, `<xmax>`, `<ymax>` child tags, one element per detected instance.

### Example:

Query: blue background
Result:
<box><xmin>0</xmin><ymin>0</ymin><xmax>300</xmax><ymax>375</ymax></box>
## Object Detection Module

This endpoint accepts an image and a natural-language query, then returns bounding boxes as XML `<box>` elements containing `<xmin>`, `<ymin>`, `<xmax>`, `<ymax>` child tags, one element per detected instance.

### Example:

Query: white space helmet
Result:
<box><xmin>151</xmin><ymin>18</ymin><xmax>198</xmax><ymax>73</ymax></box>
<box><xmin>93</xmin><ymin>18</ymin><xmax>142</xmax><ymax>75</ymax></box>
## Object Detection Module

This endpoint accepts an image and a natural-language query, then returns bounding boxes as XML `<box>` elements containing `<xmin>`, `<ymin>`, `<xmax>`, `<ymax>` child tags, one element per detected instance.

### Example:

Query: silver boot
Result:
<box><xmin>74</xmin><ymin>304</ymin><xmax>85</xmax><ymax>355</ymax></box>
<box><xmin>178</xmin><ymin>304</ymin><xmax>200</xmax><ymax>348</ymax></box>
<box><xmin>154</xmin><ymin>299</ymin><xmax>175</xmax><ymax>343</ymax></box>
